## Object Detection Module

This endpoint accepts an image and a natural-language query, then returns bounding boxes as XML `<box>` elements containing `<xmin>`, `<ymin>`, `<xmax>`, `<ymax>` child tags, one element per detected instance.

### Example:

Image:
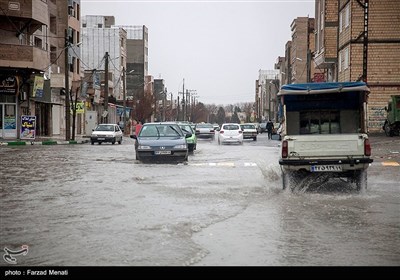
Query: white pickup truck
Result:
<box><xmin>278</xmin><ymin>82</ymin><xmax>373</xmax><ymax>191</ymax></box>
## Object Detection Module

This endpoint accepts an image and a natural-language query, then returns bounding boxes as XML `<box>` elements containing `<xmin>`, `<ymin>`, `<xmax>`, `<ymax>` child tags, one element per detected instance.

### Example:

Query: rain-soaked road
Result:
<box><xmin>0</xmin><ymin>134</ymin><xmax>399</xmax><ymax>266</ymax></box>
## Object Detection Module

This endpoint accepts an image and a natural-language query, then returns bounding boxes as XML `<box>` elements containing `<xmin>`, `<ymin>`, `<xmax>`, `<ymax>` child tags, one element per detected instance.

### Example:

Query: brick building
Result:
<box><xmin>339</xmin><ymin>0</ymin><xmax>400</xmax><ymax>132</ymax></box>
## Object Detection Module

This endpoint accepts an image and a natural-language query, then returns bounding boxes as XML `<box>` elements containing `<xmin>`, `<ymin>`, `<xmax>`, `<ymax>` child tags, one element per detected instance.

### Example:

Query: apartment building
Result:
<box><xmin>337</xmin><ymin>0</ymin><xmax>400</xmax><ymax>131</ymax></box>
<box><xmin>0</xmin><ymin>0</ymin><xmax>81</xmax><ymax>139</ymax></box>
<box><xmin>314</xmin><ymin>0</ymin><xmax>338</xmax><ymax>82</ymax></box>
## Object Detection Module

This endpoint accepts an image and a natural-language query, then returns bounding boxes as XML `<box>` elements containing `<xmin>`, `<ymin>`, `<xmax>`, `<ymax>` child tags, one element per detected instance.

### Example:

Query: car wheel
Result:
<box><xmin>253</xmin><ymin>137</ymin><xmax>257</xmax><ymax>141</ymax></box>
<box><xmin>355</xmin><ymin>170</ymin><xmax>367</xmax><ymax>192</ymax></box>
<box><xmin>112</xmin><ymin>137</ymin><xmax>116</xmax><ymax>145</ymax></box>
<box><xmin>384</xmin><ymin>122</ymin><xmax>394</xmax><ymax>137</ymax></box>
<box><xmin>118</xmin><ymin>137</ymin><xmax>122</xmax><ymax>144</ymax></box>
<box><xmin>91</xmin><ymin>141</ymin><xmax>94</xmax><ymax>145</ymax></box>
<box><xmin>98</xmin><ymin>142</ymin><xmax>102</xmax><ymax>145</ymax></box>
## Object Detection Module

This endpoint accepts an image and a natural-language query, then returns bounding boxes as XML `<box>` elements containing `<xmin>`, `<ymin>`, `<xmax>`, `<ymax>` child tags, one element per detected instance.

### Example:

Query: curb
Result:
<box><xmin>0</xmin><ymin>140</ymin><xmax>89</xmax><ymax>146</ymax></box>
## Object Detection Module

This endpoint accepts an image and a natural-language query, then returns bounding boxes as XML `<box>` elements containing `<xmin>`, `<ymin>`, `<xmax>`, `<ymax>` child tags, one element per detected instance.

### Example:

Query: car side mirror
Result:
<box><xmin>130</xmin><ymin>135</ymin><xmax>137</xmax><ymax>139</ymax></box>
<box><xmin>185</xmin><ymin>133</ymin><xmax>192</xmax><ymax>138</ymax></box>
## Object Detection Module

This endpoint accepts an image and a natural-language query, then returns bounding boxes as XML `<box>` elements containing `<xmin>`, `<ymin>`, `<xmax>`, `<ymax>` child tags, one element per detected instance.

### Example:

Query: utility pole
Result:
<box><xmin>162</xmin><ymin>87</ymin><xmax>167</xmax><ymax>121</ymax></box>
<box><xmin>170</xmin><ymin>92</ymin><xmax>173</xmax><ymax>121</ymax></box>
<box><xmin>182</xmin><ymin>78</ymin><xmax>185</xmax><ymax>121</ymax></box>
<box><xmin>64</xmin><ymin>29</ymin><xmax>71</xmax><ymax>141</ymax></box>
<box><xmin>122</xmin><ymin>66</ymin><xmax>126</xmax><ymax>134</ymax></box>
<box><xmin>103</xmin><ymin>52</ymin><xmax>109</xmax><ymax>123</ymax></box>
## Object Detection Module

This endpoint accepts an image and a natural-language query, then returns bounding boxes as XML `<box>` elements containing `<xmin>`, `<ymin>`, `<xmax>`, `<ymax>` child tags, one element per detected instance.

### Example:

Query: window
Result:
<box><xmin>50</xmin><ymin>15</ymin><xmax>57</xmax><ymax>34</ymax></box>
<box><xmin>344</xmin><ymin>4</ymin><xmax>350</xmax><ymax>29</ymax></box>
<box><xmin>34</xmin><ymin>37</ymin><xmax>42</xmax><ymax>48</ymax></box>
<box><xmin>344</xmin><ymin>47</ymin><xmax>349</xmax><ymax>70</ymax></box>
<box><xmin>50</xmin><ymin>46</ymin><xmax>57</xmax><ymax>64</ymax></box>
<box><xmin>300</xmin><ymin>110</ymin><xmax>340</xmax><ymax>134</ymax></box>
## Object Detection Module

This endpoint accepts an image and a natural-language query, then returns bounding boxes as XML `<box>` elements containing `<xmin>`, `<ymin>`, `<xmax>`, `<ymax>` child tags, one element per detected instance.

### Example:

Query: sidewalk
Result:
<box><xmin>0</xmin><ymin>135</ymin><xmax>90</xmax><ymax>146</ymax></box>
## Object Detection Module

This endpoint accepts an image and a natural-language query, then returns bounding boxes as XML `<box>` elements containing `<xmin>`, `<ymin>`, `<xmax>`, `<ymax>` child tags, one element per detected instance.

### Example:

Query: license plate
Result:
<box><xmin>155</xmin><ymin>151</ymin><xmax>171</xmax><ymax>155</ymax></box>
<box><xmin>311</xmin><ymin>165</ymin><xmax>342</xmax><ymax>172</ymax></box>
<box><xmin>98</xmin><ymin>138</ymin><xmax>105</xmax><ymax>140</ymax></box>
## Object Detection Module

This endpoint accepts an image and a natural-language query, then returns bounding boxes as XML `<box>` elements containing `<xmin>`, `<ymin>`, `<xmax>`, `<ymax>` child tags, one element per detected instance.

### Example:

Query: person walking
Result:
<box><xmin>135</xmin><ymin>120</ymin><xmax>143</xmax><ymax>136</ymax></box>
<box><xmin>266</xmin><ymin>120</ymin><xmax>274</xmax><ymax>140</ymax></box>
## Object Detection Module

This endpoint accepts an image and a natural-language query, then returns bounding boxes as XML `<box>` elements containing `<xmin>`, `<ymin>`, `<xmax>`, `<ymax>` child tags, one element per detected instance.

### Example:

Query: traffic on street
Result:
<box><xmin>1</xmin><ymin>133</ymin><xmax>399</xmax><ymax>266</ymax></box>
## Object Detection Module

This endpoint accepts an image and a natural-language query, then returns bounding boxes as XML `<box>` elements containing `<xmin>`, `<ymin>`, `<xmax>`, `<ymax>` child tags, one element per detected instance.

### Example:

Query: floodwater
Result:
<box><xmin>1</xmin><ymin>134</ymin><xmax>399</xmax><ymax>266</ymax></box>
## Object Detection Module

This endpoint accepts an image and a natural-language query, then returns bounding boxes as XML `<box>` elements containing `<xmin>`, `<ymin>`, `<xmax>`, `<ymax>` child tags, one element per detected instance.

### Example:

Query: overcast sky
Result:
<box><xmin>81</xmin><ymin>0</ymin><xmax>315</xmax><ymax>105</ymax></box>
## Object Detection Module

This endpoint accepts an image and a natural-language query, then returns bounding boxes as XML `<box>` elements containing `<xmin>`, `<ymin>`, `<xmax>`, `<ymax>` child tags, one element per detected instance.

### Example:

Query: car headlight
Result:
<box><xmin>174</xmin><ymin>144</ymin><xmax>187</xmax><ymax>149</ymax></box>
<box><xmin>138</xmin><ymin>145</ymin><xmax>151</xmax><ymax>150</ymax></box>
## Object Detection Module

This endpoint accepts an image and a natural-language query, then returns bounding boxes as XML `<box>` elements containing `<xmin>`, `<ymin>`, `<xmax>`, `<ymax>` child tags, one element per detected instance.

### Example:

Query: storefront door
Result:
<box><xmin>0</xmin><ymin>104</ymin><xmax>17</xmax><ymax>139</ymax></box>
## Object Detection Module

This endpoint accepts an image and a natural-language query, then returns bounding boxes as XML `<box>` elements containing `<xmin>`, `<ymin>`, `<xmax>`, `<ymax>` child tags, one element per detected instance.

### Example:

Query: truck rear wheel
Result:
<box><xmin>384</xmin><ymin>122</ymin><xmax>394</xmax><ymax>137</ymax></box>
<box><xmin>355</xmin><ymin>170</ymin><xmax>367</xmax><ymax>191</ymax></box>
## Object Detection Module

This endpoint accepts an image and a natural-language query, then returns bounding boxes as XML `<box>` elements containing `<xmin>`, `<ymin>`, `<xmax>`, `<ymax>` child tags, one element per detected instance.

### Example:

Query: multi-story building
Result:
<box><xmin>289</xmin><ymin>17</ymin><xmax>323</xmax><ymax>84</ymax></box>
<box><xmin>314</xmin><ymin>0</ymin><xmax>338</xmax><ymax>82</ymax></box>
<box><xmin>115</xmin><ymin>25</ymin><xmax>149</xmax><ymax>119</ymax></box>
<box><xmin>336</xmin><ymin>0</ymin><xmax>400</xmax><ymax>132</ymax></box>
<box><xmin>257</xmin><ymin>70</ymin><xmax>280</xmax><ymax>122</ymax></box>
<box><xmin>0</xmin><ymin>0</ymin><xmax>82</xmax><ymax>139</ymax></box>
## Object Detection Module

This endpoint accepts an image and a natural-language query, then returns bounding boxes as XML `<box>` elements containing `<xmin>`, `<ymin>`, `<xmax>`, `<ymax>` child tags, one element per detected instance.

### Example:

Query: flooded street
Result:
<box><xmin>1</xmin><ymin>134</ymin><xmax>399</xmax><ymax>266</ymax></box>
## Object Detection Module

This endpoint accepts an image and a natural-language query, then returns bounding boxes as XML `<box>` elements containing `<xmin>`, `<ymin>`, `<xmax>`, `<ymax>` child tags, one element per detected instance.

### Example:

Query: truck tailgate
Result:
<box><xmin>287</xmin><ymin>134</ymin><xmax>365</xmax><ymax>158</ymax></box>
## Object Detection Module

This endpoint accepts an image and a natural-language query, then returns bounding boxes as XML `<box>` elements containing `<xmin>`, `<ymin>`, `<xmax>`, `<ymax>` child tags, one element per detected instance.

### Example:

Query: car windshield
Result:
<box><xmin>95</xmin><ymin>125</ymin><xmax>114</xmax><ymax>131</ymax></box>
<box><xmin>241</xmin><ymin>124</ymin><xmax>255</xmax><ymax>129</ymax></box>
<box><xmin>197</xmin><ymin>124</ymin><xmax>213</xmax><ymax>128</ymax></box>
<box><xmin>223</xmin><ymin>124</ymin><xmax>240</xmax><ymax>130</ymax></box>
<box><xmin>139</xmin><ymin>124</ymin><xmax>183</xmax><ymax>137</ymax></box>
<box><xmin>179</xmin><ymin>125</ymin><xmax>193</xmax><ymax>134</ymax></box>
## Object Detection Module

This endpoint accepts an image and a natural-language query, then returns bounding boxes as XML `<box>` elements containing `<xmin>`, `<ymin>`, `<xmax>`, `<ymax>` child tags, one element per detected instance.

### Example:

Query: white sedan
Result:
<box><xmin>218</xmin><ymin>123</ymin><xmax>243</xmax><ymax>145</ymax></box>
<box><xmin>90</xmin><ymin>124</ymin><xmax>123</xmax><ymax>145</ymax></box>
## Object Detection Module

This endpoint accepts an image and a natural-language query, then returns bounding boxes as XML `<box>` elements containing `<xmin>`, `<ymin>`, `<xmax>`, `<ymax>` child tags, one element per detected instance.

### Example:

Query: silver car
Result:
<box><xmin>132</xmin><ymin>122</ymin><xmax>191</xmax><ymax>163</ymax></box>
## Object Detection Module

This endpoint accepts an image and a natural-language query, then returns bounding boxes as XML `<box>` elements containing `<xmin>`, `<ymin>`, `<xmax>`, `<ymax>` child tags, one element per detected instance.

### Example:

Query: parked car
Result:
<box><xmin>218</xmin><ymin>123</ymin><xmax>243</xmax><ymax>145</ymax></box>
<box><xmin>90</xmin><ymin>124</ymin><xmax>123</xmax><ymax>145</ymax></box>
<box><xmin>240</xmin><ymin>123</ymin><xmax>258</xmax><ymax>141</ymax></box>
<box><xmin>258</xmin><ymin>122</ymin><xmax>267</xmax><ymax>133</ymax></box>
<box><xmin>178</xmin><ymin>122</ymin><xmax>197</xmax><ymax>152</ymax></box>
<box><xmin>195</xmin><ymin>123</ymin><xmax>215</xmax><ymax>139</ymax></box>
<box><xmin>131</xmin><ymin>122</ymin><xmax>191</xmax><ymax>163</ymax></box>
<box><xmin>212</xmin><ymin>123</ymin><xmax>220</xmax><ymax>131</ymax></box>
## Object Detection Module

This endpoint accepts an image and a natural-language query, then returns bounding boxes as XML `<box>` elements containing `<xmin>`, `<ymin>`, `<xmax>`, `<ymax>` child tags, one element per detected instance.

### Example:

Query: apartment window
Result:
<box><xmin>77</xmin><ymin>59</ymin><xmax>80</xmax><ymax>74</ymax></box>
<box><xmin>76</xmin><ymin>3</ymin><xmax>80</xmax><ymax>21</ymax></box>
<box><xmin>70</xmin><ymin>57</ymin><xmax>75</xmax><ymax>72</ymax></box>
<box><xmin>339</xmin><ymin>11</ymin><xmax>343</xmax><ymax>32</ymax></box>
<box><xmin>50</xmin><ymin>46</ymin><xmax>57</xmax><ymax>64</ymax></box>
<box><xmin>344</xmin><ymin>4</ymin><xmax>350</xmax><ymax>29</ymax></box>
<box><xmin>338</xmin><ymin>51</ymin><xmax>342</xmax><ymax>72</ymax></box>
<box><xmin>82</xmin><ymin>23</ymin><xmax>87</xmax><ymax>28</ymax></box>
<box><xmin>344</xmin><ymin>47</ymin><xmax>349</xmax><ymax>70</ymax></box>
<box><xmin>98</xmin><ymin>24</ymin><xmax>103</xmax><ymax>28</ymax></box>
<box><xmin>50</xmin><ymin>15</ymin><xmax>57</xmax><ymax>34</ymax></box>
<box><xmin>34</xmin><ymin>37</ymin><xmax>42</xmax><ymax>49</ymax></box>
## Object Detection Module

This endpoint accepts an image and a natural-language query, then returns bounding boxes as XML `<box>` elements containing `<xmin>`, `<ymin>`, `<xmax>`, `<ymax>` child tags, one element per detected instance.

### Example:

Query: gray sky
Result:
<box><xmin>81</xmin><ymin>0</ymin><xmax>315</xmax><ymax>105</ymax></box>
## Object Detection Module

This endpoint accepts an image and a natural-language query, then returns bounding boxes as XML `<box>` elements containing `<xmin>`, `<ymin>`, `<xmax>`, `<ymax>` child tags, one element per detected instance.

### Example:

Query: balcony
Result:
<box><xmin>0</xmin><ymin>44</ymin><xmax>49</xmax><ymax>71</ymax></box>
<box><xmin>0</xmin><ymin>0</ymin><xmax>49</xmax><ymax>27</ymax></box>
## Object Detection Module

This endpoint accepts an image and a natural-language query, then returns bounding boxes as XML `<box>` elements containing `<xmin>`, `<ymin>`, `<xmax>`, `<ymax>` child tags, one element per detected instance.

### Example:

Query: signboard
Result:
<box><xmin>0</xmin><ymin>75</ymin><xmax>19</xmax><ymax>94</ymax></box>
<box><xmin>20</xmin><ymin>115</ymin><xmax>36</xmax><ymax>140</ymax></box>
<box><xmin>70</xmin><ymin>102</ymin><xmax>85</xmax><ymax>114</ymax></box>
<box><xmin>32</xmin><ymin>76</ymin><xmax>44</xmax><ymax>98</ymax></box>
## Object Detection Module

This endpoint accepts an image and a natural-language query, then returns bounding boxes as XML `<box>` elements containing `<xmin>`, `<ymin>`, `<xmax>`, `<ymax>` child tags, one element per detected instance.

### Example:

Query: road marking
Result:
<box><xmin>381</xmin><ymin>161</ymin><xmax>400</xmax><ymax>166</ymax></box>
<box><xmin>189</xmin><ymin>162</ymin><xmax>258</xmax><ymax>167</ymax></box>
